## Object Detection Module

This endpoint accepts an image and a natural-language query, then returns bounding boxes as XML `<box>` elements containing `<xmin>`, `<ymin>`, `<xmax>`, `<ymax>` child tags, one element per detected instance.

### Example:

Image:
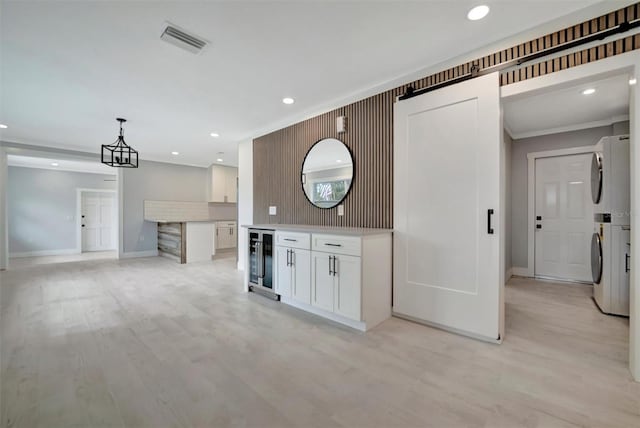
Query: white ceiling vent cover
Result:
<box><xmin>160</xmin><ymin>24</ymin><xmax>208</xmax><ymax>54</ymax></box>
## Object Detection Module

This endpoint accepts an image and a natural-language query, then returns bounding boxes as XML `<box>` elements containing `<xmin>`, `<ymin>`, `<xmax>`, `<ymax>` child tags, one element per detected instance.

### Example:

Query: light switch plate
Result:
<box><xmin>337</xmin><ymin>204</ymin><xmax>344</xmax><ymax>216</ymax></box>
<box><xmin>269</xmin><ymin>206</ymin><xmax>277</xmax><ymax>215</ymax></box>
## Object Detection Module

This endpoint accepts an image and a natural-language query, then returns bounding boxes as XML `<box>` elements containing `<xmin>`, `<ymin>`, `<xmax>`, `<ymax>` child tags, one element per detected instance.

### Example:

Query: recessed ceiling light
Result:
<box><xmin>336</xmin><ymin>159</ymin><xmax>343</xmax><ymax>163</ymax></box>
<box><xmin>171</xmin><ymin>151</ymin><xmax>179</xmax><ymax>155</ymax></box>
<box><xmin>217</xmin><ymin>158</ymin><xmax>224</xmax><ymax>162</ymax></box>
<box><xmin>210</xmin><ymin>132</ymin><xmax>219</xmax><ymax>137</ymax></box>
<box><xmin>582</xmin><ymin>88</ymin><xmax>596</xmax><ymax>95</ymax></box>
<box><xmin>51</xmin><ymin>162</ymin><xmax>59</xmax><ymax>166</ymax></box>
<box><xmin>630</xmin><ymin>78</ymin><xmax>637</xmax><ymax>85</ymax></box>
<box><xmin>0</xmin><ymin>124</ymin><xmax>7</xmax><ymax>129</ymax></box>
<box><xmin>282</xmin><ymin>97</ymin><xmax>295</xmax><ymax>105</ymax></box>
<box><xmin>467</xmin><ymin>5</ymin><xmax>490</xmax><ymax>21</ymax></box>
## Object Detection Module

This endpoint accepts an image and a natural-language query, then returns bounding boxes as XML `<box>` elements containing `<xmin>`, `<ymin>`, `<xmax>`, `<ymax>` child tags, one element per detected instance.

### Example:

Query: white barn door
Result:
<box><xmin>394</xmin><ymin>72</ymin><xmax>503</xmax><ymax>341</ymax></box>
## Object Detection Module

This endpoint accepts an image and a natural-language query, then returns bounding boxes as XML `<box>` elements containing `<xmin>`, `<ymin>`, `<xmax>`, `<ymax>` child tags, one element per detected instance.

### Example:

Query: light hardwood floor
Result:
<box><xmin>1</xmin><ymin>257</ymin><xmax>639</xmax><ymax>428</ymax></box>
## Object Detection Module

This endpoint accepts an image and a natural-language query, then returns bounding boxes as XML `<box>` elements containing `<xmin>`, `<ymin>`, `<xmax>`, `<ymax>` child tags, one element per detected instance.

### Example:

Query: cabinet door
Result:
<box><xmin>312</xmin><ymin>252</ymin><xmax>334</xmax><ymax>312</ymax></box>
<box><xmin>292</xmin><ymin>249</ymin><xmax>311</xmax><ymax>305</ymax></box>
<box><xmin>275</xmin><ymin>246</ymin><xmax>291</xmax><ymax>297</ymax></box>
<box><xmin>210</xmin><ymin>166</ymin><xmax>226</xmax><ymax>202</ymax></box>
<box><xmin>225</xmin><ymin>167</ymin><xmax>238</xmax><ymax>203</ymax></box>
<box><xmin>333</xmin><ymin>254</ymin><xmax>361</xmax><ymax>321</ymax></box>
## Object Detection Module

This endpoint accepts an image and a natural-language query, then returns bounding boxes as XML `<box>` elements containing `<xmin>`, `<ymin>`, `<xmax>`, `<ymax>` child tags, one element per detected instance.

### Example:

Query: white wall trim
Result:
<box><xmin>10</xmin><ymin>248</ymin><xmax>80</xmax><ymax>258</ymax></box>
<box><xmin>119</xmin><ymin>249</ymin><xmax>158</xmax><ymax>259</ymax></box>
<box><xmin>525</xmin><ymin>145</ymin><xmax>599</xmax><ymax>279</ymax></box>
<box><xmin>76</xmin><ymin>188</ymin><xmax>118</xmax><ymax>254</ymax></box>
<box><xmin>510</xmin><ymin>115</ymin><xmax>630</xmax><ymax>140</ymax></box>
<box><xmin>500</xmin><ymin>49</ymin><xmax>639</xmax><ymax>381</ymax></box>
<box><xmin>512</xmin><ymin>267</ymin><xmax>532</xmax><ymax>278</ymax></box>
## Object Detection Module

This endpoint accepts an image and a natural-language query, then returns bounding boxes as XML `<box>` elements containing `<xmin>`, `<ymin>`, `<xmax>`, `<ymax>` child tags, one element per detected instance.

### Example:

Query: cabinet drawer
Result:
<box><xmin>275</xmin><ymin>231</ymin><xmax>311</xmax><ymax>250</ymax></box>
<box><xmin>217</xmin><ymin>221</ymin><xmax>236</xmax><ymax>228</ymax></box>
<box><xmin>311</xmin><ymin>234</ymin><xmax>361</xmax><ymax>256</ymax></box>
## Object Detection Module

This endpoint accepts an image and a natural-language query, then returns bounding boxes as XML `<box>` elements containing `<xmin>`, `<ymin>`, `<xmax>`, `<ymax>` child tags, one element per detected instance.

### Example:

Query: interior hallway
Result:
<box><xmin>1</xmin><ymin>257</ymin><xmax>638</xmax><ymax>427</ymax></box>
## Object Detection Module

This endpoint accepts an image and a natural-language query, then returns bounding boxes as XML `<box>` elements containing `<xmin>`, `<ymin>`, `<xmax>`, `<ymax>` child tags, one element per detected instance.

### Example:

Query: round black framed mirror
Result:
<box><xmin>301</xmin><ymin>138</ymin><xmax>354</xmax><ymax>209</ymax></box>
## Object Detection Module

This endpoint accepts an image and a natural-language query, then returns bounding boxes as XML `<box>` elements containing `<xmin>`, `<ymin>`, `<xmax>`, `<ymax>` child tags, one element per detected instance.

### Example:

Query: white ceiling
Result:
<box><xmin>8</xmin><ymin>154</ymin><xmax>116</xmax><ymax>175</ymax></box>
<box><xmin>504</xmin><ymin>74</ymin><xmax>631</xmax><ymax>139</ymax></box>
<box><xmin>0</xmin><ymin>1</ymin><xmax>606</xmax><ymax>167</ymax></box>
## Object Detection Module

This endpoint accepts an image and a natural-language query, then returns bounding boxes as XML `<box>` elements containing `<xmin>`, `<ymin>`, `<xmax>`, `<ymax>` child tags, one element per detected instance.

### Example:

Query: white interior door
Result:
<box><xmin>394</xmin><ymin>72</ymin><xmax>503</xmax><ymax>341</ymax></box>
<box><xmin>82</xmin><ymin>191</ymin><xmax>115</xmax><ymax>252</ymax></box>
<box><xmin>535</xmin><ymin>154</ymin><xmax>594</xmax><ymax>282</ymax></box>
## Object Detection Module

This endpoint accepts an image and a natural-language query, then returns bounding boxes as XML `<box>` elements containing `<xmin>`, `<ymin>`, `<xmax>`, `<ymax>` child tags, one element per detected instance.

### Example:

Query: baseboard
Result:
<box><xmin>119</xmin><ymin>249</ymin><xmax>159</xmax><ymax>259</ymax></box>
<box><xmin>512</xmin><ymin>267</ymin><xmax>533</xmax><ymax>277</ymax></box>
<box><xmin>280</xmin><ymin>296</ymin><xmax>367</xmax><ymax>331</ymax></box>
<box><xmin>505</xmin><ymin>268</ymin><xmax>513</xmax><ymax>281</ymax></box>
<box><xmin>10</xmin><ymin>248</ymin><xmax>80</xmax><ymax>258</ymax></box>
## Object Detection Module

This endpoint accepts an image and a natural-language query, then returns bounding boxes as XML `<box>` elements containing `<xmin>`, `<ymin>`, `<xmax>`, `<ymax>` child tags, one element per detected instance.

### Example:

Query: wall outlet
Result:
<box><xmin>269</xmin><ymin>206</ymin><xmax>277</xmax><ymax>216</ymax></box>
<box><xmin>337</xmin><ymin>204</ymin><xmax>344</xmax><ymax>216</ymax></box>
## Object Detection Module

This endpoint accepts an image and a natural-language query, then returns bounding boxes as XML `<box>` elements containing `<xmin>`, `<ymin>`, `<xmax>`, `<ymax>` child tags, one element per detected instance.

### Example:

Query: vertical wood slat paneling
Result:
<box><xmin>253</xmin><ymin>91</ymin><xmax>394</xmax><ymax>228</ymax></box>
<box><xmin>253</xmin><ymin>2</ymin><xmax>640</xmax><ymax>228</ymax></box>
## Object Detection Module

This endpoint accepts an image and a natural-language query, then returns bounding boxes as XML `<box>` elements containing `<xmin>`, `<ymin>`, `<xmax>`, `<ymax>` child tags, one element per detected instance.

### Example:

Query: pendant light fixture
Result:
<box><xmin>101</xmin><ymin>118</ymin><xmax>139</xmax><ymax>168</ymax></box>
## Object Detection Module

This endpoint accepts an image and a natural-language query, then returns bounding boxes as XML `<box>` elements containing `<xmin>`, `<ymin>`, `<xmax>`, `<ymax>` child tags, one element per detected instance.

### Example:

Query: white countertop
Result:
<box><xmin>147</xmin><ymin>218</ymin><xmax>216</xmax><ymax>223</ymax></box>
<box><xmin>242</xmin><ymin>224</ymin><xmax>392</xmax><ymax>236</ymax></box>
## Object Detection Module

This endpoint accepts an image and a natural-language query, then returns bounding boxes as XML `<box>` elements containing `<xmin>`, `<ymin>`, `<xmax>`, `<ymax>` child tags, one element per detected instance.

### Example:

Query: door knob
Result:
<box><xmin>82</xmin><ymin>224</ymin><xmax>85</xmax><ymax>227</ymax></box>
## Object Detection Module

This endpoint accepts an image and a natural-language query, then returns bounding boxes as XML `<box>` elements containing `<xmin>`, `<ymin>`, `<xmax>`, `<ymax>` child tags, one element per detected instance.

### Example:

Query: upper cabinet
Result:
<box><xmin>208</xmin><ymin>165</ymin><xmax>238</xmax><ymax>203</ymax></box>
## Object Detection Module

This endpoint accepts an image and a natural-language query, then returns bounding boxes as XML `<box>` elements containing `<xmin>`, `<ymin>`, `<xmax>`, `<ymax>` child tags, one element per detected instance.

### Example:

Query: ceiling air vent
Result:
<box><xmin>160</xmin><ymin>24</ymin><xmax>208</xmax><ymax>54</ymax></box>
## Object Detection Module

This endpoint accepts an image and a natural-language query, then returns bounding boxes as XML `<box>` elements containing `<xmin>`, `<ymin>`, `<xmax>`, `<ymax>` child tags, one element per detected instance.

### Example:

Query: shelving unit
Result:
<box><xmin>158</xmin><ymin>222</ymin><xmax>186</xmax><ymax>263</ymax></box>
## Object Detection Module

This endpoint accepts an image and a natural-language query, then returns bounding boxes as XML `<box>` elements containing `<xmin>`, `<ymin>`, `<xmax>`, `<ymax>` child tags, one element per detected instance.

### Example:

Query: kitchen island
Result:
<box><xmin>144</xmin><ymin>200</ymin><xmax>215</xmax><ymax>264</ymax></box>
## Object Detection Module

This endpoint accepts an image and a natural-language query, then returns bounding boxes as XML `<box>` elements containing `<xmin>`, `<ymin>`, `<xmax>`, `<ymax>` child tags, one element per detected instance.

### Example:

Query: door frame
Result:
<box><xmin>522</xmin><ymin>146</ymin><xmax>599</xmax><ymax>278</ymax></box>
<box><xmin>76</xmin><ymin>188</ymin><xmax>118</xmax><ymax>253</ymax></box>
<box><xmin>501</xmin><ymin>49</ymin><xmax>639</xmax><ymax>380</ymax></box>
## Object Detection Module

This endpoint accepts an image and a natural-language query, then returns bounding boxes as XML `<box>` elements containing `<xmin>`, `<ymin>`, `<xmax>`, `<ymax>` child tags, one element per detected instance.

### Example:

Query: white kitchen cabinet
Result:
<box><xmin>215</xmin><ymin>221</ymin><xmax>237</xmax><ymax>250</ymax></box>
<box><xmin>224</xmin><ymin>167</ymin><xmax>238</xmax><ymax>203</ymax></box>
<box><xmin>266</xmin><ymin>227</ymin><xmax>391</xmax><ymax>331</ymax></box>
<box><xmin>311</xmin><ymin>252</ymin><xmax>361</xmax><ymax>321</ymax></box>
<box><xmin>312</xmin><ymin>252</ymin><xmax>335</xmax><ymax>312</ymax></box>
<box><xmin>276</xmin><ymin>246</ymin><xmax>292</xmax><ymax>298</ymax></box>
<box><xmin>333</xmin><ymin>254</ymin><xmax>361</xmax><ymax>321</ymax></box>
<box><xmin>275</xmin><ymin>231</ymin><xmax>311</xmax><ymax>304</ymax></box>
<box><xmin>208</xmin><ymin>165</ymin><xmax>238</xmax><ymax>203</ymax></box>
<box><xmin>291</xmin><ymin>249</ymin><xmax>311</xmax><ymax>305</ymax></box>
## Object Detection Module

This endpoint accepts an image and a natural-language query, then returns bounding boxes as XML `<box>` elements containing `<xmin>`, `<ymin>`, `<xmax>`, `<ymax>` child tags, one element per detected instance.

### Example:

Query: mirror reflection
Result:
<box><xmin>301</xmin><ymin>138</ymin><xmax>353</xmax><ymax>209</ymax></box>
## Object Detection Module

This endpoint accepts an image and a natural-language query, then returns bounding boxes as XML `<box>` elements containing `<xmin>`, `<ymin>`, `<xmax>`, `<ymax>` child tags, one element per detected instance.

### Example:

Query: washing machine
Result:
<box><xmin>591</xmin><ymin>135</ymin><xmax>630</xmax><ymax>225</ymax></box>
<box><xmin>590</xmin><ymin>135</ymin><xmax>631</xmax><ymax>316</ymax></box>
<box><xmin>591</xmin><ymin>222</ymin><xmax>631</xmax><ymax>316</ymax></box>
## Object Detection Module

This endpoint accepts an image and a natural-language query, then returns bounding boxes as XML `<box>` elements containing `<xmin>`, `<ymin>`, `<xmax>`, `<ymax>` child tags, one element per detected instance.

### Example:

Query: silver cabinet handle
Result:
<box><xmin>328</xmin><ymin>255</ymin><xmax>333</xmax><ymax>275</ymax></box>
<box><xmin>332</xmin><ymin>256</ymin><xmax>337</xmax><ymax>277</ymax></box>
<box><xmin>324</xmin><ymin>243</ymin><xmax>342</xmax><ymax>247</ymax></box>
<box><xmin>284</xmin><ymin>238</ymin><xmax>297</xmax><ymax>242</ymax></box>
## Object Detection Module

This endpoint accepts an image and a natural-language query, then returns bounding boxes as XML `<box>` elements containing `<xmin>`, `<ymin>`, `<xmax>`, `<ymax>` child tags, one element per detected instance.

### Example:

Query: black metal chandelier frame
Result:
<box><xmin>101</xmin><ymin>118</ymin><xmax>139</xmax><ymax>168</ymax></box>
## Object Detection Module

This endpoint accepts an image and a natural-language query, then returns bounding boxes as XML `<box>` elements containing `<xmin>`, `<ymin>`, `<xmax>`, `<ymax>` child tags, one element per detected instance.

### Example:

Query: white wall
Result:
<box><xmin>237</xmin><ymin>140</ymin><xmax>253</xmax><ymax>271</ymax></box>
<box><xmin>8</xmin><ymin>167</ymin><xmax>116</xmax><ymax>255</ymax></box>
<box><xmin>120</xmin><ymin>160</ymin><xmax>208</xmax><ymax>255</ymax></box>
<box><xmin>509</xmin><ymin>125</ymin><xmax>614</xmax><ymax>270</ymax></box>
<box><xmin>0</xmin><ymin>147</ymin><xmax>7</xmax><ymax>269</ymax></box>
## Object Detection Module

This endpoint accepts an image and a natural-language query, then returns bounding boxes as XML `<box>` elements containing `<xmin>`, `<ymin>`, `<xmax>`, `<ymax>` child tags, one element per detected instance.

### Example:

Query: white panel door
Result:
<box><xmin>535</xmin><ymin>154</ymin><xmax>593</xmax><ymax>282</ymax></box>
<box><xmin>394</xmin><ymin>72</ymin><xmax>502</xmax><ymax>341</ymax></box>
<box><xmin>292</xmin><ymin>248</ymin><xmax>311</xmax><ymax>305</ymax></box>
<box><xmin>82</xmin><ymin>192</ymin><xmax>115</xmax><ymax>252</ymax></box>
<box><xmin>275</xmin><ymin>246</ymin><xmax>292</xmax><ymax>297</ymax></box>
<box><xmin>311</xmin><ymin>252</ymin><xmax>334</xmax><ymax>312</ymax></box>
<box><xmin>333</xmin><ymin>254</ymin><xmax>361</xmax><ymax>321</ymax></box>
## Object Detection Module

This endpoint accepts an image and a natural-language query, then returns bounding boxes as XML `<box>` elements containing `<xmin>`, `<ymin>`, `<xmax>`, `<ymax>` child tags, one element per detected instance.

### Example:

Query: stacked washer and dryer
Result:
<box><xmin>590</xmin><ymin>135</ymin><xmax>631</xmax><ymax>316</ymax></box>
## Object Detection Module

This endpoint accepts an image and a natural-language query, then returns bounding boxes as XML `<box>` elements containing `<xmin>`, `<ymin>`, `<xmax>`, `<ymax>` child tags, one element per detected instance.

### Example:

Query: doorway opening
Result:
<box><xmin>7</xmin><ymin>154</ymin><xmax>119</xmax><ymax>269</ymax></box>
<box><xmin>502</xmin><ymin>70</ymin><xmax>632</xmax><ymax>367</ymax></box>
